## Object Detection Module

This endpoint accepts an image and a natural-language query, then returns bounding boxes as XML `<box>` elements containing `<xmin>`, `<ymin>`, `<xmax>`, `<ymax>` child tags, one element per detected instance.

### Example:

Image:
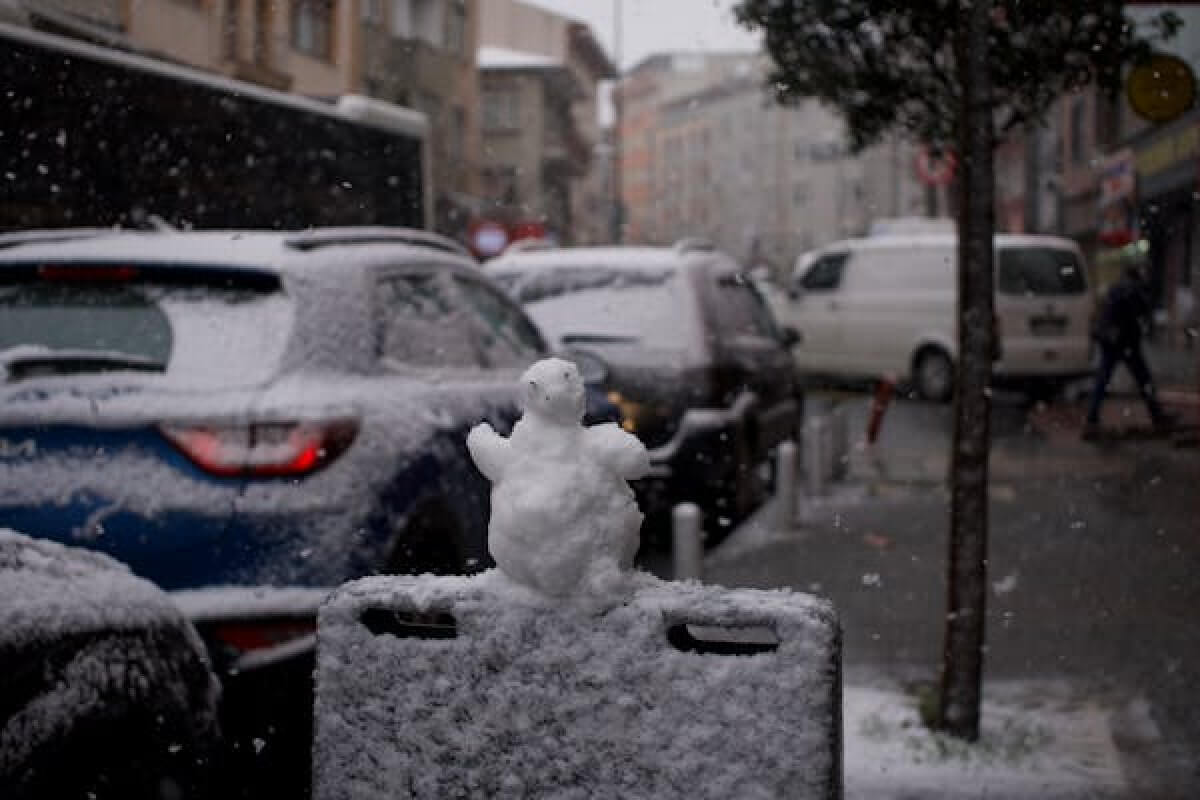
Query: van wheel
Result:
<box><xmin>914</xmin><ymin>348</ymin><xmax>954</xmax><ymax>403</ymax></box>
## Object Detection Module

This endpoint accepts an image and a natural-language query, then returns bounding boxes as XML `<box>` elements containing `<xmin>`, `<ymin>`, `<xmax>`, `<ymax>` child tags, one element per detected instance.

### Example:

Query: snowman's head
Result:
<box><xmin>521</xmin><ymin>357</ymin><xmax>586</xmax><ymax>425</ymax></box>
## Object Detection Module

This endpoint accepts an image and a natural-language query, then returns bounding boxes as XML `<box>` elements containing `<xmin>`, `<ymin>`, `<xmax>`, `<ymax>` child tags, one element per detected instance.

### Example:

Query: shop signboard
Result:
<box><xmin>1133</xmin><ymin>115</ymin><xmax>1200</xmax><ymax>200</ymax></box>
<box><xmin>1097</xmin><ymin>149</ymin><xmax>1137</xmax><ymax>248</ymax></box>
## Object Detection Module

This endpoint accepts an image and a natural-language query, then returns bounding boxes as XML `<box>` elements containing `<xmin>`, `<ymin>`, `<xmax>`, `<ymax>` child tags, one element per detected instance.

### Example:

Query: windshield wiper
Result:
<box><xmin>0</xmin><ymin>348</ymin><xmax>166</xmax><ymax>382</ymax></box>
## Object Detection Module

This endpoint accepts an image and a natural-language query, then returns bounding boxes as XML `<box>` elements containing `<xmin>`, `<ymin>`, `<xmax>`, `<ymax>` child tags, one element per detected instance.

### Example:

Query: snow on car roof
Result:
<box><xmin>811</xmin><ymin>232</ymin><xmax>1084</xmax><ymax>255</ymax></box>
<box><xmin>171</xmin><ymin>586</ymin><xmax>335</xmax><ymax>623</ymax></box>
<box><xmin>489</xmin><ymin>245</ymin><xmax>735</xmax><ymax>274</ymax></box>
<box><xmin>0</xmin><ymin>229</ymin><xmax>475</xmax><ymax>274</ymax></box>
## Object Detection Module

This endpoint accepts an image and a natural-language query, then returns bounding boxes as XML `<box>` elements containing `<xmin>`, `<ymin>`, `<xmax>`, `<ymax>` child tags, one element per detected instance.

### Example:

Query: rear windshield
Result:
<box><xmin>997</xmin><ymin>248</ymin><xmax>1086</xmax><ymax>296</ymax></box>
<box><xmin>497</xmin><ymin>266</ymin><xmax>698</xmax><ymax>348</ymax></box>
<box><xmin>0</xmin><ymin>271</ymin><xmax>292</xmax><ymax>387</ymax></box>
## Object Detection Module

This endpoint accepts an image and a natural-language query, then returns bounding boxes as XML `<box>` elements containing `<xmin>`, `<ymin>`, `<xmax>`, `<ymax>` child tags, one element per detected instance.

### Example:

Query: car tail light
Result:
<box><xmin>160</xmin><ymin>419</ymin><xmax>358</xmax><ymax>477</ymax></box>
<box><xmin>210</xmin><ymin>619</ymin><xmax>317</xmax><ymax>653</ymax></box>
<box><xmin>605</xmin><ymin>387</ymin><xmax>687</xmax><ymax>448</ymax></box>
<box><xmin>37</xmin><ymin>264</ymin><xmax>139</xmax><ymax>282</ymax></box>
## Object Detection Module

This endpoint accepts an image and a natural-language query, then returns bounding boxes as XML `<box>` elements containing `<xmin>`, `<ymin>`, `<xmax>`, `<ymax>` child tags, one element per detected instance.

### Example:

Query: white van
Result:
<box><xmin>780</xmin><ymin>233</ymin><xmax>1094</xmax><ymax>401</ymax></box>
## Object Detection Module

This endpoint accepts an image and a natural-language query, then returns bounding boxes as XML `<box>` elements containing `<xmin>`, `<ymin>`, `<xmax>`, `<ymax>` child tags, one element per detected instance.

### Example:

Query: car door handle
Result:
<box><xmin>827</xmin><ymin>300</ymin><xmax>840</xmax><ymax>311</ymax></box>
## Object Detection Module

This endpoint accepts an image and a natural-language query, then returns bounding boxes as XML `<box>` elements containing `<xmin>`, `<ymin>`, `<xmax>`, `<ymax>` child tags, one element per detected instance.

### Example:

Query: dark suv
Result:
<box><xmin>490</xmin><ymin>240</ymin><xmax>802</xmax><ymax>538</ymax></box>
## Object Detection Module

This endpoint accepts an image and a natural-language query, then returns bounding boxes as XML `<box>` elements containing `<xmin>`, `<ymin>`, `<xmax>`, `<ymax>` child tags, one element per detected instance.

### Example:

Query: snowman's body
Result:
<box><xmin>467</xmin><ymin>358</ymin><xmax>649</xmax><ymax>597</ymax></box>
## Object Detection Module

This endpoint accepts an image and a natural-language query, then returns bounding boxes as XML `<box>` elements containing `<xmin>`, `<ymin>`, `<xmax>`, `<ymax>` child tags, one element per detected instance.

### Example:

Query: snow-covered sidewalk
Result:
<box><xmin>705</xmin><ymin>485</ymin><xmax>1162</xmax><ymax>798</ymax></box>
<box><xmin>845</xmin><ymin>681</ymin><xmax>1133</xmax><ymax>799</ymax></box>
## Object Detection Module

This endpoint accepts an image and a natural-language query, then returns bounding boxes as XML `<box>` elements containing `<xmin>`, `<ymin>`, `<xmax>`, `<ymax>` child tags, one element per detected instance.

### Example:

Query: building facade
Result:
<box><xmin>478</xmin><ymin>0</ymin><xmax>615</xmax><ymax>245</ymax></box>
<box><xmin>477</xmin><ymin>47</ymin><xmax>587</xmax><ymax>245</ymax></box>
<box><xmin>356</xmin><ymin>0</ymin><xmax>482</xmax><ymax>236</ymax></box>
<box><xmin>621</xmin><ymin>54</ymin><xmax>923</xmax><ymax>280</ymax></box>
<box><xmin>614</xmin><ymin>51</ymin><xmax>755</xmax><ymax>246</ymax></box>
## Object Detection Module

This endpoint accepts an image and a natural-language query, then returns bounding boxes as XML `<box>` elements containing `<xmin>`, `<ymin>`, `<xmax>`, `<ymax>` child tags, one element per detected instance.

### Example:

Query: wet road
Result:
<box><xmin>693</xmin><ymin>391</ymin><xmax>1200</xmax><ymax>796</ymax></box>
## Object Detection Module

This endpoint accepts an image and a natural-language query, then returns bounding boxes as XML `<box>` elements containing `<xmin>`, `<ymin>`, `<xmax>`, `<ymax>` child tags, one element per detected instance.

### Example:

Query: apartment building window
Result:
<box><xmin>292</xmin><ymin>0</ymin><xmax>333</xmax><ymax>60</ymax></box>
<box><xmin>361</xmin><ymin>0</ymin><xmax>385</xmax><ymax>25</ymax></box>
<box><xmin>254</xmin><ymin>0</ymin><xmax>273</xmax><ymax>66</ymax></box>
<box><xmin>483</xmin><ymin>89</ymin><xmax>520</xmax><ymax>131</ymax></box>
<box><xmin>222</xmin><ymin>0</ymin><xmax>240</xmax><ymax>60</ymax></box>
<box><xmin>418</xmin><ymin>92</ymin><xmax>443</xmax><ymax>129</ymax></box>
<box><xmin>793</xmin><ymin>180</ymin><xmax>810</xmax><ymax>207</ymax></box>
<box><xmin>449</xmin><ymin>105</ymin><xmax>465</xmax><ymax>162</ymax></box>
<box><xmin>390</xmin><ymin>0</ymin><xmax>413</xmax><ymax>37</ymax></box>
<box><xmin>484</xmin><ymin>166</ymin><xmax>519</xmax><ymax>205</ymax></box>
<box><xmin>446</xmin><ymin>1</ymin><xmax>467</xmax><ymax>57</ymax></box>
<box><xmin>413</xmin><ymin>0</ymin><xmax>441</xmax><ymax>47</ymax></box>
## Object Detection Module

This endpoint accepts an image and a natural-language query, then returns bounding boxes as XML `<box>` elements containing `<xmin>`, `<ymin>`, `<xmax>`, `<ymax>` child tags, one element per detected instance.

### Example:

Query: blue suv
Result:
<box><xmin>0</xmin><ymin>227</ymin><xmax>571</xmax><ymax>591</ymax></box>
<box><xmin>0</xmin><ymin>226</ymin><xmax>625</xmax><ymax>794</ymax></box>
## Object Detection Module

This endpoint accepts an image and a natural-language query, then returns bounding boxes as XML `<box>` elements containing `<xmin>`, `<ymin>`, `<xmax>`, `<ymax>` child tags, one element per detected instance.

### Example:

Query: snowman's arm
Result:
<box><xmin>584</xmin><ymin>423</ymin><xmax>651</xmax><ymax>480</ymax></box>
<box><xmin>466</xmin><ymin>422</ymin><xmax>509</xmax><ymax>482</ymax></box>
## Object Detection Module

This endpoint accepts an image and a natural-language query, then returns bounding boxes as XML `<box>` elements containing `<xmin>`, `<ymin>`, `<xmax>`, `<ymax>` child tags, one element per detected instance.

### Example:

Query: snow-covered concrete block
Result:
<box><xmin>313</xmin><ymin>571</ymin><xmax>841</xmax><ymax>799</ymax></box>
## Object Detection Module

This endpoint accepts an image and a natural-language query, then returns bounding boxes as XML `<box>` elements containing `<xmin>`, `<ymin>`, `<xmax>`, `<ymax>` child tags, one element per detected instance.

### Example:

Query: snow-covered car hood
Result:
<box><xmin>0</xmin><ymin>528</ymin><xmax>198</xmax><ymax>653</ymax></box>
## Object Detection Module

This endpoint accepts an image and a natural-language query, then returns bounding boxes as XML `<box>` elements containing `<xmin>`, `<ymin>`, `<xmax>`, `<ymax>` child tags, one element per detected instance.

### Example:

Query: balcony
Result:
<box><xmin>542</xmin><ymin>116</ymin><xmax>590</xmax><ymax>177</ymax></box>
<box><xmin>361</xmin><ymin>27</ymin><xmax>466</xmax><ymax>104</ymax></box>
<box><xmin>221</xmin><ymin>34</ymin><xmax>292</xmax><ymax>91</ymax></box>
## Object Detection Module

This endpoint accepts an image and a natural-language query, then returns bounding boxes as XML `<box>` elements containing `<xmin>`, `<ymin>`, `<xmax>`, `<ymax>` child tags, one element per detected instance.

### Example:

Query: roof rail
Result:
<box><xmin>502</xmin><ymin>238</ymin><xmax>556</xmax><ymax>255</ymax></box>
<box><xmin>0</xmin><ymin>228</ymin><xmax>119</xmax><ymax>250</ymax></box>
<box><xmin>672</xmin><ymin>237</ymin><xmax>716</xmax><ymax>254</ymax></box>
<box><xmin>283</xmin><ymin>227</ymin><xmax>472</xmax><ymax>258</ymax></box>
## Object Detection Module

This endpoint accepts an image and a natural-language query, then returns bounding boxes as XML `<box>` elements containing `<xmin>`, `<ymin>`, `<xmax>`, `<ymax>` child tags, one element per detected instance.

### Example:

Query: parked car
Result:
<box><xmin>0</xmin><ymin>528</ymin><xmax>220</xmax><ymax>800</ymax></box>
<box><xmin>0</xmin><ymin>226</ymin><xmax>564</xmax><ymax>590</ymax></box>
<box><xmin>0</xmin><ymin>226</ymin><xmax>619</xmax><ymax>795</ymax></box>
<box><xmin>489</xmin><ymin>239</ymin><xmax>803</xmax><ymax>539</ymax></box>
<box><xmin>780</xmin><ymin>233</ymin><xmax>1095</xmax><ymax>402</ymax></box>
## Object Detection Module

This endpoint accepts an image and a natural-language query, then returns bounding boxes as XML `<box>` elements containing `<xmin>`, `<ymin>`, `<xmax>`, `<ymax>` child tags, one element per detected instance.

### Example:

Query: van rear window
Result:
<box><xmin>997</xmin><ymin>248</ymin><xmax>1086</xmax><ymax>296</ymax></box>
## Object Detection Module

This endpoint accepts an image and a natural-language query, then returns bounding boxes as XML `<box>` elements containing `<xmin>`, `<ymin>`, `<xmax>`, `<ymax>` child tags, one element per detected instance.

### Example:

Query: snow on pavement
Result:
<box><xmin>845</xmin><ymin>681</ymin><xmax>1128</xmax><ymax>799</ymax></box>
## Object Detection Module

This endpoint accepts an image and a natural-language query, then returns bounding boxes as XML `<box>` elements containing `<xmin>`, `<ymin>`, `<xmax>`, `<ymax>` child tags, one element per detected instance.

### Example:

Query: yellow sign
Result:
<box><xmin>1134</xmin><ymin>122</ymin><xmax>1199</xmax><ymax>180</ymax></box>
<box><xmin>1127</xmin><ymin>52</ymin><xmax>1196</xmax><ymax>124</ymax></box>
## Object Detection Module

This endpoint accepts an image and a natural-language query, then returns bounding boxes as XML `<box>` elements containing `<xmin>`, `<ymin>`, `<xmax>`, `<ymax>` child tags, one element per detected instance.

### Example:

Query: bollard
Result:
<box><xmin>866</xmin><ymin>375</ymin><xmax>897</xmax><ymax>445</ymax></box>
<box><xmin>818</xmin><ymin>414</ymin><xmax>836</xmax><ymax>484</ymax></box>
<box><xmin>775</xmin><ymin>440</ymin><xmax>798</xmax><ymax>528</ymax></box>
<box><xmin>805</xmin><ymin>415</ymin><xmax>829</xmax><ymax>496</ymax></box>
<box><xmin>671</xmin><ymin>502</ymin><xmax>704</xmax><ymax>581</ymax></box>
<box><xmin>830</xmin><ymin>405</ymin><xmax>849</xmax><ymax>481</ymax></box>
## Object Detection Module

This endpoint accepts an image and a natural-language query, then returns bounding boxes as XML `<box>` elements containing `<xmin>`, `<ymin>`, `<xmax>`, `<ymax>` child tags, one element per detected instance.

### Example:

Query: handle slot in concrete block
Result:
<box><xmin>359</xmin><ymin>607</ymin><xmax>457</xmax><ymax>639</ymax></box>
<box><xmin>665</xmin><ymin>622</ymin><xmax>780</xmax><ymax>656</ymax></box>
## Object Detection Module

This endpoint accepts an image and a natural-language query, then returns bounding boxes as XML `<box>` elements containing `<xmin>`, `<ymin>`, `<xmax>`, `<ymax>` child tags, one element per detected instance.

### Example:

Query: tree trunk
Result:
<box><xmin>937</xmin><ymin>0</ymin><xmax>995</xmax><ymax>741</ymax></box>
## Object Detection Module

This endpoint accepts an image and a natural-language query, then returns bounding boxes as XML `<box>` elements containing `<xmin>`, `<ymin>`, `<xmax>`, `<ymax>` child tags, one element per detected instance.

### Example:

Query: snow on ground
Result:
<box><xmin>845</xmin><ymin>681</ymin><xmax>1128</xmax><ymax>799</ymax></box>
<box><xmin>703</xmin><ymin>491</ymin><xmax>1135</xmax><ymax>798</ymax></box>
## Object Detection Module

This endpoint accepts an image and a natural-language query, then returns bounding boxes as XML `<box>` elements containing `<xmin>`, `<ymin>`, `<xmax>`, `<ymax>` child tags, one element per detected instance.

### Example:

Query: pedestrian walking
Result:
<box><xmin>1083</xmin><ymin>265</ymin><xmax>1174</xmax><ymax>439</ymax></box>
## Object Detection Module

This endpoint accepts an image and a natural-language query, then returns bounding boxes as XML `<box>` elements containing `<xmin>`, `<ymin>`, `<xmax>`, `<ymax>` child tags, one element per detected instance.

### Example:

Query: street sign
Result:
<box><xmin>468</xmin><ymin>220</ymin><xmax>508</xmax><ymax>259</ymax></box>
<box><xmin>1127</xmin><ymin>52</ymin><xmax>1196</xmax><ymax>124</ymax></box>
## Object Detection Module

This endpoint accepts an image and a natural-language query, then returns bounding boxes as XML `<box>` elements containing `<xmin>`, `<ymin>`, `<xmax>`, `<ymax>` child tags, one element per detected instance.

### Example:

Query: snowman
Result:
<box><xmin>466</xmin><ymin>357</ymin><xmax>650</xmax><ymax>599</ymax></box>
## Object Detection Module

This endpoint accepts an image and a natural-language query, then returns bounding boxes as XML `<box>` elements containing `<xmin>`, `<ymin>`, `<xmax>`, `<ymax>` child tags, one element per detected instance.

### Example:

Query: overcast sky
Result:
<box><xmin>522</xmin><ymin>0</ymin><xmax>760</xmax><ymax>70</ymax></box>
